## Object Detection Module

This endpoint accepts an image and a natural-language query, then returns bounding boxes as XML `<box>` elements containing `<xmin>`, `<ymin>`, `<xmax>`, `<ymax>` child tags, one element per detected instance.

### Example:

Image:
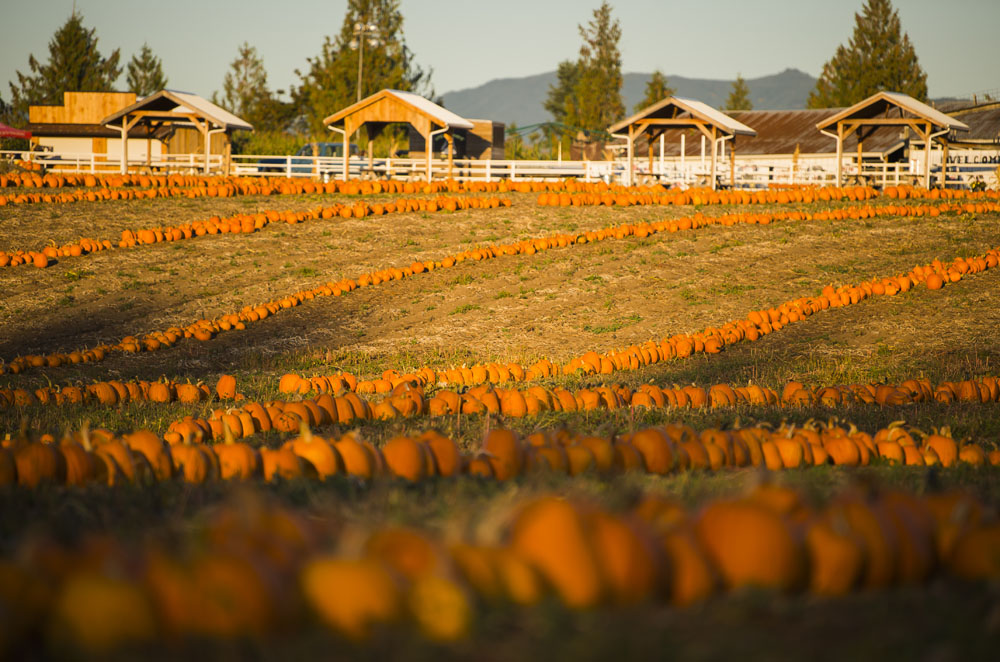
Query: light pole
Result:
<box><xmin>350</xmin><ymin>21</ymin><xmax>380</xmax><ymax>103</ymax></box>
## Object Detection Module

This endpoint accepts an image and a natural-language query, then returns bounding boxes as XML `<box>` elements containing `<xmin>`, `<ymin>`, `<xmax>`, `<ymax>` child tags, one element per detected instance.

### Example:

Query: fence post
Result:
<box><xmin>510</xmin><ymin>161</ymin><xmax>516</xmax><ymax>182</ymax></box>
<box><xmin>286</xmin><ymin>155</ymin><xmax>291</xmax><ymax>179</ymax></box>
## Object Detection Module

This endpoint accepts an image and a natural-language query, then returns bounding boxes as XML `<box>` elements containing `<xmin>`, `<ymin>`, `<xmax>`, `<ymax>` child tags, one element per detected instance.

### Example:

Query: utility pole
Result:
<box><xmin>351</xmin><ymin>20</ymin><xmax>381</xmax><ymax>103</ymax></box>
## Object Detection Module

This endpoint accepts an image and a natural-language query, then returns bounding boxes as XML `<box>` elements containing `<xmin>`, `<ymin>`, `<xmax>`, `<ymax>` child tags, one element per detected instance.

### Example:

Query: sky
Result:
<box><xmin>2</xmin><ymin>0</ymin><xmax>998</xmax><ymax>105</ymax></box>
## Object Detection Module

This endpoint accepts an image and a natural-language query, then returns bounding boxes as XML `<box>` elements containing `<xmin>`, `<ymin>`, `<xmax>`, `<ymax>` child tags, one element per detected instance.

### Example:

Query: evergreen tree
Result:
<box><xmin>292</xmin><ymin>0</ymin><xmax>432</xmax><ymax>135</ymax></box>
<box><xmin>808</xmin><ymin>0</ymin><xmax>927</xmax><ymax>108</ymax></box>
<box><xmin>544</xmin><ymin>60</ymin><xmax>581</xmax><ymax>126</ymax></box>
<box><xmin>543</xmin><ymin>2</ymin><xmax>623</xmax><ymax>137</ymax></box>
<box><xmin>634</xmin><ymin>70</ymin><xmax>674</xmax><ymax>114</ymax></box>
<box><xmin>7</xmin><ymin>11</ymin><xmax>122</xmax><ymax>121</ymax></box>
<box><xmin>573</xmin><ymin>2</ymin><xmax>624</xmax><ymax>135</ymax></box>
<box><xmin>126</xmin><ymin>43</ymin><xmax>167</xmax><ymax>97</ymax></box>
<box><xmin>725</xmin><ymin>73</ymin><xmax>753</xmax><ymax>111</ymax></box>
<box><xmin>213</xmin><ymin>42</ymin><xmax>294</xmax><ymax>134</ymax></box>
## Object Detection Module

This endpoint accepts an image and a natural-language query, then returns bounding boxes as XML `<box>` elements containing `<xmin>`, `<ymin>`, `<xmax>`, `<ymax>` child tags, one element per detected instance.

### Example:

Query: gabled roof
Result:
<box><xmin>816</xmin><ymin>91</ymin><xmax>968</xmax><ymax>132</ymax></box>
<box><xmin>102</xmin><ymin>90</ymin><xmax>252</xmax><ymax>131</ymax></box>
<box><xmin>323</xmin><ymin>89</ymin><xmax>474</xmax><ymax>130</ymax></box>
<box><xmin>609</xmin><ymin>96</ymin><xmax>756</xmax><ymax>137</ymax></box>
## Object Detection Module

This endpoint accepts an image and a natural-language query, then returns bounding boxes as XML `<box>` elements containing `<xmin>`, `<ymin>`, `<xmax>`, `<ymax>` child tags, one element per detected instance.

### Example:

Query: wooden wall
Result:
<box><xmin>165</xmin><ymin>128</ymin><xmax>228</xmax><ymax>155</ymax></box>
<box><xmin>408</xmin><ymin>120</ymin><xmax>504</xmax><ymax>159</ymax></box>
<box><xmin>29</xmin><ymin>92</ymin><xmax>136</xmax><ymax>124</ymax></box>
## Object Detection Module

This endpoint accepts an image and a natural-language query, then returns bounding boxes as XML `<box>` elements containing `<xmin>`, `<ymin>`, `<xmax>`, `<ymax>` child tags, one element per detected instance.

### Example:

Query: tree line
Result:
<box><xmin>3</xmin><ymin>0</ymin><xmax>928</xmax><ymax>156</ymax></box>
<box><xmin>2</xmin><ymin>1</ymin><xmax>430</xmax><ymax>154</ymax></box>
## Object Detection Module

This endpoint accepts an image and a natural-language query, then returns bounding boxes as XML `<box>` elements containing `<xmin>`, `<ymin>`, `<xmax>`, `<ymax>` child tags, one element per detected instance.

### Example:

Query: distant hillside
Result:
<box><xmin>441</xmin><ymin>68</ymin><xmax>818</xmax><ymax>127</ymax></box>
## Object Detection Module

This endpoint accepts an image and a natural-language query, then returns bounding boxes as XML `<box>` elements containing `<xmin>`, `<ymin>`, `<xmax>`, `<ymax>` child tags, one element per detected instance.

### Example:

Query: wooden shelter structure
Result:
<box><xmin>323</xmin><ymin>89</ymin><xmax>474</xmax><ymax>181</ymax></box>
<box><xmin>609</xmin><ymin>96</ymin><xmax>756</xmax><ymax>188</ymax></box>
<box><xmin>102</xmin><ymin>90</ymin><xmax>252</xmax><ymax>174</ymax></box>
<box><xmin>816</xmin><ymin>91</ymin><xmax>968</xmax><ymax>189</ymax></box>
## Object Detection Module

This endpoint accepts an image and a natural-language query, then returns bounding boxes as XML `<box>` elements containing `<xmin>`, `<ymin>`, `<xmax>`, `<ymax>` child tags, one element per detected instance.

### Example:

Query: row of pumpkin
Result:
<box><xmin>7</xmin><ymin>170</ymin><xmax>1000</xmax><ymax>205</ymax></box>
<box><xmin>3</xmin><ymin>414</ymin><xmax>998</xmax><ymax>492</ymax></box>
<box><xmin>6</xmin><ymin>366</ymin><xmax>999</xmax><ymax>418</ymax></box>
<box><xmin>0</xmin><ymin>194</ymin><xmax>510</xmax><ymax>268</ymax></box>
<box><xmin>5</xmin><ymin>170</ymin><xmax>1000</xmax><ymax>209</ymax></box>
<box><xmin>6</xmin><ymin>183</ymin><xmax>960</xmax><ymax>269</ymax></box>
<box><xmin>534</xmin><ymin>183</ymin><xmax>1000</xmax><ymax>208</ymax></box>
<box><xmin>3</xmin><ymin>195</ymin><xmax>997</xmax><ymax>375</ymax></box>
<box><xmin>1</xmin><ymin>477</ymin><xmax>998</xmax><ymax>653</ymax></box>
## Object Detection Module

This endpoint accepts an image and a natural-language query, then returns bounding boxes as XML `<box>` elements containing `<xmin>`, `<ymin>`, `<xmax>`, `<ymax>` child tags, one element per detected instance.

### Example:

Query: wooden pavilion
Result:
<box><xmin>815</xmin><ymin>91</ymin><xmax>968</xmax><ymax>189</ymax></box>
<box><xmin>608</xmin><ymin>96</ymin><xmax>756</xmax><ymax>188</ymax></box>
<box><xmin>323</xmin><ymin>89</ymin><xmax>474</xmax><ymax>181</ymax></box>
<box><xmin>102</xmin><ymin>90</ymin><xmax>252</xmax><ymax>174</ymax></box>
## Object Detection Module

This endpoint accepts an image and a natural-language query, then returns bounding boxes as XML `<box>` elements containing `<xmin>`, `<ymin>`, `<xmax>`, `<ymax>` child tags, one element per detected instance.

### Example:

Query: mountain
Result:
<box><xmin>441</xmin><ymin>68</ymin><xmax>818</xmax><ymax>127</ymax></box>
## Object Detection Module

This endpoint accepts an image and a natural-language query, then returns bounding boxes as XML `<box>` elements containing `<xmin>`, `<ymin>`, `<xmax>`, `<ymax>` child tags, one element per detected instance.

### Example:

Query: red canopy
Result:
<box><xmin>0</xmin><ymin>122</ymin><xmax>31</xmax><ymax>139</ymax></box>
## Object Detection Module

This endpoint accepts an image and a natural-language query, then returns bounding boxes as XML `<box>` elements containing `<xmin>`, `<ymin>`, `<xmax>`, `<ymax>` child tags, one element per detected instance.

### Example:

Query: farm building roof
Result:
<box><xmin>609</xmin><ymin>96</ymin><xmax>756</xmax><ymax>137</ymax></box>
<box><xmin>324</xmin><ymin>89</ymin><xmax>474</xmax><ymax>130</ymax></box>
<box><xmin>815</xmin><ymin>91</ymin><xmax>968</xmax><ymax>133</ymax></box>
<box><xmin>636</xmin><ymin>108</ymin><xmax>905</xmax><ymax>157</ymax></box>
<box><xmin>936</xmin><ymin>100</ymin><xmax>1000</xmax><ymax>144</ymax></box>
<box><xmin>102</xmin><ymin>90</ymin><xmax>253</xmax><ymax>132</ymax></box>
<box><xmin>727</xmin><ymin>109</ymin><xmax>904</xmax><ymax>155</ymax></box>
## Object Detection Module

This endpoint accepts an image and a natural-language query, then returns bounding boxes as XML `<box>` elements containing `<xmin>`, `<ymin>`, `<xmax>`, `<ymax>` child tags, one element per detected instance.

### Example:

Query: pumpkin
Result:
<box><xmin>213</xmin><ymin>423</ymin><xmax>261</xmax><ymax>480</ymax></box>
<box><xmin>282</xmin><ymin>423</ymin><xmax>343</xmax><ymax>479</ymax></box>
<box><xmin>660</xmin><ymin>526</ymin><xmax>718</xmax><ymax>606</ymax></box>
<box><xmin>586</xmin><ymin>509</ymin><xmax>659</xmax><ymax>605</ymax></box>
<box><xmin>216</xmin><ymin>374</ymin><xmax>237</xmax><ymax>400</ymax></box>
<box><xmin>300</xmin><ymin>557</ymin><xmax>401</xmax><ymax>640</ymax></box>
<box><xmin>123</xmin><ymin>429</ymin><xmax>174</xmax><ymax>481</ymax></box>
<box><xmin>804</xmin><ymin>518</ymin><xmax>865</xmax><ymax>595</ymax></box>
<box><xmin>333</xmin><ymin>435</ymin><xmax>376</xmax><ymax>479</ymax></box>
<box><xmin>406</xmin><ymin>574</ymin><xmax>472</xmax><ymax>641</ymax></box>
<box><xmin>50</xmin><ymin>571</ymin><xmax>157</xmax><ymax>653</ymax></box>
<box><xmin>628</xmin><ymin>428</ymin><xmax>674</xmax><ymax>474</ymax></box>
<box><xmin>260</xmin><ymin>446</ymin><xmax>309</xmax><ymax>482</ymax></box>
<box><xmin>509</xmin><ymin>496</ymin><xmax>604</xmax><ymax>608</ymax></box>
<box><xmin>482</xmin><ymin>428</ymin><xmax>524</xmax><ymax>480</ymax></box>
<box><xmin>381</xmin><ymin>436</ymin><xmax>429</xmax><ymax>482</ymax></box>
<box><xmin>14</xmin><ymin>442</ymin><xmax>67</xmax><ymax>487</ymax></box>
<box><xmin>59</xmin><ymin>440</ymin><xmax>99</xmax><ymax>486</ymax></box>
<box><xmin>695</xmin><ymin>499</ymin><xmax>806</xmax><ymax>592</ymax></box>
<box><xmin>418</xmin><ymin>430</ymin><xmax>462</xmax><ymax>477</ymax></box>
<box><xmin>171</xmin><ymin>435</ymin><xmax>215</xmax><ymax>483</ymax></box>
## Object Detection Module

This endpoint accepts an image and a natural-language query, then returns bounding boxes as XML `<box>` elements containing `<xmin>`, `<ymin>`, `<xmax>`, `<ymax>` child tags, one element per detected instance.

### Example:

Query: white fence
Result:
<box><xmin>1</xmin><ymin>148</ymin><xmax>984</xmax><ymax>189</ymax></box>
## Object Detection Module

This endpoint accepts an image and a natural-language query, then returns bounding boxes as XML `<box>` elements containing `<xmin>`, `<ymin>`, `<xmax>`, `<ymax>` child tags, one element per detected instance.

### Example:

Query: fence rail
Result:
<box><xmin>2</xmin><ymin>149</ymin><xmax>990</xmax><ymax>190</ymax></box>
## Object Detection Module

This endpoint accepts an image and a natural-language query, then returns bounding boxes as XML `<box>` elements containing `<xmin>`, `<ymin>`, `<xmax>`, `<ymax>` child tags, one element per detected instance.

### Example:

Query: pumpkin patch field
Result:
<box><xmin>2</xmin><ymin>177</ymin><xmax>1000</xmax><ymax>660</ymax></box>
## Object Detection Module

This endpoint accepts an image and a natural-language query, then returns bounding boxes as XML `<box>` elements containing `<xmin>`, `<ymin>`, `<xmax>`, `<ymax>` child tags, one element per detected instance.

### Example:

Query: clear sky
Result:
<box><xmin>2</xmin><ymin>0</ymin><xmax>998</xmax><ymax>104</ymax></box>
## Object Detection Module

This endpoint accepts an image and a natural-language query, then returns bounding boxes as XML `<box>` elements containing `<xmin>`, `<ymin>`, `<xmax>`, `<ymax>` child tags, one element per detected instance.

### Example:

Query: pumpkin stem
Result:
<box><xmin>299</xmin><ymin>418</ymin><xmax>313</xmax><ymax>443</ymax></box>
<box><xmin>222</xmin><ymin>420</ymin><xmax>235</xmax><ymax>445</ymax></box>
<box><xmin>79</xmin><ymin>421</ymin><xmax>93</xmax><ymax>451</ymax></box>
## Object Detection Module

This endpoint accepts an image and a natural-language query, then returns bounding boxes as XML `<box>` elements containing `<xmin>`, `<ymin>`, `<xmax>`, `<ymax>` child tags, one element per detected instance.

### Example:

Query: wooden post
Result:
<box><xmin>940</xmin><ymin>139</ymin><xmax>948</xmax><ymax>188</ymax></box>
<box><xmin>680</xmin><ymin>132</ymin><xmax>686</xmax><ymax>182</ymax></box>
<box><xmin>424</xmin><ymin>129</ymin><xmax>434</xmax><ymax>182</ymax></box>
<box><xmin>730</xmin><ymin>136</ymin><xmax>736</xmax><ymax>189</ymax></box>
<box><xmin>120</xmin><ymin>113</ymin><xmax>128</xmax><ymax>175</ymax></box>
<box><xmin>446</xmin><ymin>132</ymin><xmax>454</xmax><ymax>180</ymax></box>
<box><xmin>344</xmin><ymin>129</ymin><xmax>351</xmax><ymax>182</ymax></box>
<box><xmin>836</xmin><ymin>123</ymin><xmax>844</xmax><ymax>187</ymax></box>
<box><xmin>203</xmin><ymin>121</ymin><xmax>211</xmax><ymax>175</ymax></box>
<box><xmin>627</xmin><ymin>124</ymin><xmax>635</xmax><ymax>187</ymax></box>
<box><xmin>709</xmin><ymin>126</ymin><xmax>717</xmax><ymax>190</ymax></box>
<box><xmin>923</xmin><ymin>122</ymin><xmax>931</xmax><ymax>190</ymax></box>
<box><xmin>857</xmin><ymin>137</ymin><xmax>863</xmax><ymax>183</ymax></box>
<box><xmin>647</xmin><ymin>130</ymin><xmax>654</xmax><ymax>180</ymax></box>
<box><xmin>224</xmin><ymin>139</ymin><xmax>232</xmax><ymax>177</ymax></box>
